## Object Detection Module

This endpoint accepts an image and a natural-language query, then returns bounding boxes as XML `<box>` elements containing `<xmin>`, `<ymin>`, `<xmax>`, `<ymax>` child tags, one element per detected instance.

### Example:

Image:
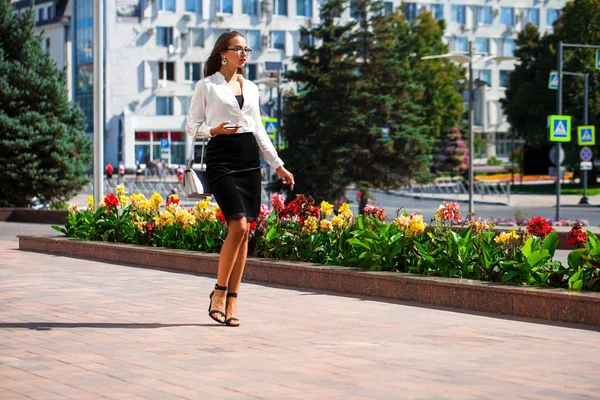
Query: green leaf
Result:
<box><xmin>541</xmin><ymin>231</ymin><xmax>558</xmax><ymax>257</ymax></box>
<box><xmin>521</xmin><ymin>237</ymin><xmax>533</xmax><ymax>257</ymax></box>
<box><xmin>347</xmin><ymin>238</ymin><xmax>371</xmax><ymax>251</ymax></box>
<box><xmin>51</xmin><ymin>225</ymin><xmax>66</xmax><ymax>234</ymax></box>
<box><xmin>266</xmin><ymin>227</ymin><xmax>281</xmax><ymax>241</ymax></box>
<box><xmin>567</xmin><ymin>248</ymin><xmax>586</xmax><ymax>269</ymax></box>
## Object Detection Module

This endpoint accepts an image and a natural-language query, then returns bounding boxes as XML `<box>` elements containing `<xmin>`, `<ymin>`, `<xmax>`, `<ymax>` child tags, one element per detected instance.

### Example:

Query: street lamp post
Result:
<box><xmin>93</xmin><ymin>0</ymin><xmax>104</xmax><ymax>206</ymax></box>
<box><xmin>422</xmin><ymin>46</ymin><xmax>518</xmax><ymax>214</ymax></box>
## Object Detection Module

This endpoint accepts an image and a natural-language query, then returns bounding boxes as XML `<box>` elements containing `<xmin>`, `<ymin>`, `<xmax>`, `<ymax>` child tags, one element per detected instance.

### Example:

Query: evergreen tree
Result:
<box><xmin>436</xmin><ymin>125</ymin><xmax>468</xmax><ymax>176</ymax></box>
<box><xmin>281</xmin><ymin>0</ymin><xmax>362</xmax><ymax>201</ymax></box>
<box><xmin>0</xmin><ymin>0</ymin><xmax>92</xmax><ymax>207</ymax></box>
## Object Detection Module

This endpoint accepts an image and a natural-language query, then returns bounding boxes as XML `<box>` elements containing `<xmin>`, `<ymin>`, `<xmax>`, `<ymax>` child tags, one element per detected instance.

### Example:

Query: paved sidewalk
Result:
<box><xmin>2</xmin><ymin>240</ymin><xmax>600</xmax><ymax>399</ymax></box>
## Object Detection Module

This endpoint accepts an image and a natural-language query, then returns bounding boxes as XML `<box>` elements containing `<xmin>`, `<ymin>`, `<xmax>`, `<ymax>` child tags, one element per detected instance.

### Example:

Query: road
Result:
<box><xmin>346</xmin><ymin>190</ymin><xmax>600</xmax><ymax>225</ymax></box>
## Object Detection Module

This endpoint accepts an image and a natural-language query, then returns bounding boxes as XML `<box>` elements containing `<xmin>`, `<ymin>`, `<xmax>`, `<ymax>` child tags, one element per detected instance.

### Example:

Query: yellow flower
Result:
<box><xmin>302</xmin><ymin>216</ymin><xmax>318</xmax><ymax>234</ymax></box>
<box><xmin>394</xmin><ymin>215</ymin><xmax>410</xmax><ymax>231</ymax></box>
<box><xmin>154</xmin><ymin>211</ymin><xmax>175</xmax><ymax>228</ymax></box>
<box><xmin>408</xmin><ymin>214</ymin><xmax>426</xmax><ymax>234</ymax></box>
<box><xmin>87</xmin><ymin>195</ymin><xmax>95</xmax><ymax>212</ymax></box>
<box><xmin>469</xmin><ymin>218</ymin><xmax>494</xmax><ymax>235</ymax></box>
<box><xmin>320</xmin><ymin>201</ymin><xmax>334</xmax><ymax>217</ymax></box>
<box><xmin>196</xmin><ymin>197</ymin><xmax>212</xmax><ymax>211</ymax></box>
<box><xmin>130</xmin><ymin>193</ymin><xmax>146</xmax><ymax>208</ymax></box>
<box><xmin>138</xmin><ymin>199</ymin><xmax>151</xmax><ymax>214</ymax></box>
<box><xmin>135</xmin><ymin>217</ymin><xmax>144</xmax><ymax>232</ymax></box>
<box><xmin>119</xmin><ymin>195</ymin><xmax>130</xmax><ymax>207</ymax></box>
<box><xmin>150</xmin><ymin>192</ymin><xmax>163</xmax><ymax>210</ymax></box>
<box><xmin>68</xmin><ymin>204</ymin><xmax>78</xmax><ymax>214</ymax></box>
<box><xmin>116</xmin><ymin>184</ymin><xmax>127</xmax><ymax>197</ymax></box>
<box><xmin>331</xmin><ymin>215</ymin><xmax>344</xmax><ymax>230</ymax></box>
<box><xmin>320</xmin><ymin>219</ymin><xmax>333</xmax><ymax>233</ymax></box>
<box><xmin>494</xmin><ymin>230</ymin><xmax>520</xmax><ymax>244</ymax></box>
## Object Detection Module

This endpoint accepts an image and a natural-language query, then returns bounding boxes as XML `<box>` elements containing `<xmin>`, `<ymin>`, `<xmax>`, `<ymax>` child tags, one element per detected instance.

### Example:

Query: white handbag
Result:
<box><xmin>183</xmin><ymin>136</ymin><xmax>211</xmax><ymax>199</ymax></box>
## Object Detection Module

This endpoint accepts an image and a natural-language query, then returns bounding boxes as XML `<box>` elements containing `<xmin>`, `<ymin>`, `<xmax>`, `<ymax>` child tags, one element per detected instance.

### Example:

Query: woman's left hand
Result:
<box><xmin>276</xmin><ymin>167</ymin><xmax>294</xmax><ymax>191</ymax></box>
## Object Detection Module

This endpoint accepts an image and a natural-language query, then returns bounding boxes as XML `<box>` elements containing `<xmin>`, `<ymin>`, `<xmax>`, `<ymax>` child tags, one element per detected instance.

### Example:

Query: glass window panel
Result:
<box><xmin>500</xmin><ymin>70</ymin><xmax>509</xmax><ymax>88</ymax></box>
<box><xmin>455</xmin><ymin>37</ymin><xmax>468</xmax><ymax>53</ymax></box>
<box><xmin>189</xmin><ymin>28</ymin><xmax>204</xmax><ymax>47</ymax></box>
<box><xmin>156</xmin><ymin>97</ymin><xmax>173</xmax><ymax>115</ymax></box>
<box><xmin>478</xmin><ymin>70</ymin><xmax>491</xmax><ymax>86</ymax></box>
<box><xmin>384</xmin><ymin>2</ymin><xmax>393</xmax><ymax>15</ymax></box>
<box><xmin>242</xmin><ymin>0</ymin><xmax>257</xmax><ymax>15</ymax></box>
<box><xmin>475</xmin><ymin>38</ymin><xmax>489</xmax><ymax>53</ymax></box>
<box><xmin>431</xmin><ymin>4</ymin><xmax>443</xmax><ymax>20</ymax></box>
<box><xmin>478</xmin><ymin>6</ymin><xmax>492</xmax><ymax>24</ymax></box>
<box><xmin>271</xmin><ymin>30</ymin><xmax>285</xmax><ymax>50</ymax></box>
<box><xmin>246</xmin><ymin>30</ymin><xmax>260</xmax><ymax>49</ymax></box>
<box><xmin>404</xmin><ymin>3</ymin><xmax>417</xmax><ymax>21</ymax></box>
<box><xmin>503</xmin><ymin>39</ymin><xmax>516</xmax><ymax>56</ymax></box>
<box><xmin>501</xmin><ymin>7</ymin><xmax>514</xmax><ymax>26</ymax></box>
<box><xmin>159</xmin><ymin>0</ymin><xmax>176</xmax><ymax>12</ymax></box>
<box><xmin>527</xmin><ymin>8</ymin><xmax>539</xmax><ymax>26</ymax></box>
<box><xmin>184</xmin><ymin>62</ymin><xmax>201</xmax><ymax>81</ymax></box>
<box><xmin>246</xmin><ymin>64</ymin><xmax>257</xmax><ymax>81</ymax></box>
<box><xmin>274</xmin><ymin>0</ymin><xmax>287</xmax><ymax>16</ymax></box>
<box><xmin>451</xmin><ymin>5</ymin><xmax>465</xmax><ymax>24</ymax></box>
<box><xmin>296</xmin><ymin>0</ymin><xmax>311</xmax><ymax>17</ymax></box>
<box><xmin>185</xmin><ymin>0</ymin><xmax>197</xmax><ymax>12</ymax></box>
<box><xmin>218</xmin><ymin>0</ymin><xmax>233</xmax><ymax>14</ymax></box>
<box><xmin>547</xmin><ymin>9</ymin><xmax>559</xmax><ymax>26</ymax></box>
<box><xmin>156</xmin><ymin>27</ymin><xmax>173</xmax><ymax>46</ymax></box>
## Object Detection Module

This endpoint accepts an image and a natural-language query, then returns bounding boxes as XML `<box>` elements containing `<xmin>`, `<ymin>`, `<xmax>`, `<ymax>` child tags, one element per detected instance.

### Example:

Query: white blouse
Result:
<box><xmin>186</xmin><ymin>71</ymin><xmax>284</xmax><ymax>170</ymax></box>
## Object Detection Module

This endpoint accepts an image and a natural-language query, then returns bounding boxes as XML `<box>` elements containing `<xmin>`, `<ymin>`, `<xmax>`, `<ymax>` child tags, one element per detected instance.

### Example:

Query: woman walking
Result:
<box><xmin>186</xmin><ymin>31</ymin><xmax>294</xmax><ymax>327</ymax></box>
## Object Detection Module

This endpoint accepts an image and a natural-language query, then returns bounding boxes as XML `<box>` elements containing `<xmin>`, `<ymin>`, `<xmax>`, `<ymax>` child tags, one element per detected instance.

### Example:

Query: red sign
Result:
<box><xmin>135</xmin><ymin>131</ymin><xmax>150</xmax><ymax>140</ymax></box>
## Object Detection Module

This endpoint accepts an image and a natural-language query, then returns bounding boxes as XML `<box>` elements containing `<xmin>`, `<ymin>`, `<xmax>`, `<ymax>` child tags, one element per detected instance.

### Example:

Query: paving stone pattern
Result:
<box><xmin>1</xmin><ymin>240</ymin><xmax>600</xmax><ymax>399</ymax></box>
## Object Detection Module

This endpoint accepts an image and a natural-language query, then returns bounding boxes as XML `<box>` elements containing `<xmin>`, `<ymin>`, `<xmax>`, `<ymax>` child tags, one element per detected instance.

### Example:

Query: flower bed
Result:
<box><xmin>54</xmin><ymin>185</ymin><xmax>600</xmax><ymax>291</ymax></box>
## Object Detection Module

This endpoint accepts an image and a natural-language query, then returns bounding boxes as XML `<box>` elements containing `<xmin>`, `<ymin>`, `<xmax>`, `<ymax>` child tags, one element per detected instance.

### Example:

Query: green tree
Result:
<box><xmin>0</xmin><ymin>0</ymin><xmax>92</xmax><ymax>207</ymax></box>
<box><xmin>502</xmin><ymin>0</ymin><xmax>600</xmax><ymax>170</ymax></box>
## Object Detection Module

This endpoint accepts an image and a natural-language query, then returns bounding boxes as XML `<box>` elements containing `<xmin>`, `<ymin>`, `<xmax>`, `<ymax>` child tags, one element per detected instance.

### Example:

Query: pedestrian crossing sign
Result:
<box><xmin>549</xmin><ymin>115</ymin><xmax>571</xmax><ymax>142</ymax></box>
<box><xmin>548</xmin><ymin>71</ymin><xmax>559</xmax><ymax>90</ymax></box>
<box><xmin>262</xmin><ymin>118</ymin><xmax>278</xmax><ymax>144</ymax></box>
<box><xmin>578</xmin><ymin>126</ymin><xmax>595</xmax><ymax>146</ymax></box>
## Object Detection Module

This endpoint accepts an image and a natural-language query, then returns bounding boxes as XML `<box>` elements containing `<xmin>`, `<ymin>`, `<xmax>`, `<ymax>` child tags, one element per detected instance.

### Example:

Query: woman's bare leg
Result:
<box><xmin>225</xmin><ymin>224</ymin><xmax>252</xmax><ymax>326</ymax></box>
<box><xmin>209</xmin><ymin>218</ymin><xmax>248</xmax><ymax>323</ymax></box>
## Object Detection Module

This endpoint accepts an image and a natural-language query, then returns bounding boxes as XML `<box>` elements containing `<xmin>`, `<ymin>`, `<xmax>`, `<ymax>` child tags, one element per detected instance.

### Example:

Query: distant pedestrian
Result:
<box><xmin>171</xmin><ymin>187</ymin><xmax>178</xmax><ymax>196</ymax></box>
<box><xmin>118</xmin><ymin>162</ymin><xmax>126</xmax><ymax>182</ymax></box>
<box><xmin>157</xmin><ymin>161</ymin><xmax>165</xmax><ymax>182</ymax></box>
<box><xmin>105</xmin><ymin>162</ymin><xmax>114</xmax><ymax>185</ymax></box>
<box><xmin>176</xmin><ymin>165</ymin><xmax>184</xmax><ymax>184</ymax></box>
<box><xmin>135</xmin><ymin>161</ymin><xmax>143</xmax><ymax>183</ymax></box>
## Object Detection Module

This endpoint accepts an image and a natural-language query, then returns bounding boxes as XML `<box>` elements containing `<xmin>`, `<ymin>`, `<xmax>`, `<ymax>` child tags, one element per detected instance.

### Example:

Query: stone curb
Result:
<box><xmin>18</xmin><ymin>235</ymin><xmax>600</xmax><ymax>327</ymax></box>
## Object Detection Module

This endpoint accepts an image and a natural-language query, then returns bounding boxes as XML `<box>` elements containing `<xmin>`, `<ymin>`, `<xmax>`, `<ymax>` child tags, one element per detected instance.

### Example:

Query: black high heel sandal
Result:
<box><xmin>208</xmin><ymin>284</ymin><xmax>227</xmax><ymax>324</ymax></box>
<box><xmin>225</xmin><ymin>293</ymin><xmax>240</xmax><ymax>327</ymax></box>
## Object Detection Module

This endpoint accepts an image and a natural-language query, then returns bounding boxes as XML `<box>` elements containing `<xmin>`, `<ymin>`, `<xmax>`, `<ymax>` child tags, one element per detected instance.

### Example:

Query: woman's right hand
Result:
<box><xmin>209</xmin><ymin>121</ymin><xmax>241</xmax><ymax>136</ymax></box>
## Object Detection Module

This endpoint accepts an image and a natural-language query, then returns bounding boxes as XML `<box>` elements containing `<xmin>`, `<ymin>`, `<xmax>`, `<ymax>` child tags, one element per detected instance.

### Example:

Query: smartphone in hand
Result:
<box><xmin>224</xmin><ymin>124</ymin><xmax>240</xmax><ymax>130</ymax></box>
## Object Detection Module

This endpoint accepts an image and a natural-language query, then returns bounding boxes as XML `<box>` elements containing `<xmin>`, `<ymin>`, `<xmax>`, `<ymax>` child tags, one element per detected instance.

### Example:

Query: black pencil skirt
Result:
<box><xmin>205</xmin><ymin>132</ymin><xmax>262</xmax><ymax>223</ymax></box>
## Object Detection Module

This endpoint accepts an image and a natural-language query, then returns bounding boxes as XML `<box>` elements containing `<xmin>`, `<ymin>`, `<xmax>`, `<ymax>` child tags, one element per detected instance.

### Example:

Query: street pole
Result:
<box><xmin>467</xmin><ymin>40</ymin><xmax>474</xmax><ymax>214</ymax></box>
<box><xmin>555</xmin><ymin>41</ymin><xmax>563</xmax><ymax>220</ymax></box>
<box><xmin>93</xmin><ymin>0</ymin><xmax>104</xmax><ymax>206</ymax></box>
<box><xmin>580</xmin><ymin>73</ymin><xmax>590</xmax><ymax>204</ymax></box>
<box><xmin>276</xmin><ymin>70</ymin><xmax>282</xmax><ymax>151</ymax></box>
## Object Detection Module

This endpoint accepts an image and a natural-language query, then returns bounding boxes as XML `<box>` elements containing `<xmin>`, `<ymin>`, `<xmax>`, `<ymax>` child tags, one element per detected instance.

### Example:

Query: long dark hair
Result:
<box><xmin>204</xmin><ymin>31</ymin><xmax>246</xmax><ymax>78</ymax></box>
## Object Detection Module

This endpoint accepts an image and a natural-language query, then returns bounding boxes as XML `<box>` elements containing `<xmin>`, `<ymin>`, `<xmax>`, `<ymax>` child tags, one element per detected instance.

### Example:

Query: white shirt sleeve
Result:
<box><xmin>186</xmin><ymin>80</ymin><xmax>213</xmax><ymax>139</ymax></box>
<box><xmin>252</xmin><ymin>92</ymin><xmax>284</xmax><ymax>170</ymax></box>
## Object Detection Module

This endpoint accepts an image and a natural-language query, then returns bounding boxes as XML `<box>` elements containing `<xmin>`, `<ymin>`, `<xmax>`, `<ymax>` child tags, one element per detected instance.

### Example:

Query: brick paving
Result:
<box><xmin>1</xmin><ymin>238</ymin><xmax>600</xmax><ymax>399</ymax></box>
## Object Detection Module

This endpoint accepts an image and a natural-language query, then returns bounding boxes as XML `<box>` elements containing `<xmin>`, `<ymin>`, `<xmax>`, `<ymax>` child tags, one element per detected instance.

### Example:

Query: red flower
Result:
<box><xmin>104</xmin><ymin>193</ymin><xmax>119</xmax><ymax>211</ymax></box>
<box><xmin>567</xmin><ymin>222</ymin><xmax>588</xmax><ymax>247</ymax></box>
<box><xmin>250</xmin><ymin>221</ymin><xmax>257</xmax><ymax>231</ymax></box>
<box><xmin>526</xmin><ymin>216</ymin><xmax>554</xmax><ymax>238</ymax></box>
<box><xmin>146</xmin><ymin>222</ymin><xmax>154</xmax><ymax>232</ymax></box>
<box><xmin>216</xmin><ymin>211</ymin><xmax>226</xmax><ymax>226</ymax></box>
<box><xmin>364</xmin><ymin>204</ymin><xmax>387</xmax><ymax>221</ymax></box>
<box><xmin>166</xmin><ymin>194</ymin><xmax>179</xmax><ymax>206</ymax></box>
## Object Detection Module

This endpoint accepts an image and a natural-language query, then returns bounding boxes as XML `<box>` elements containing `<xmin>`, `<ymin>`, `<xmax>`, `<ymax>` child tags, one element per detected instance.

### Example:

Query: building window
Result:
<box><xmin>274</xmin><ymin>0</ymin><xmax>287</xmax><ymax>16</ymax></box>
<box><xmin>503</xmin><ymin>39</ymin><xmax>516</xmax><ymax>57</ymax></box>
<box><xmin>246</xmin><ymin>64</ymin><xmax>257</xmax><ymax>81</ymax></box>
<box><xmin>218</xmin><ymin>0</ymin><xmax>233</xmax><ymax>14</ymax></box>
<box><xmin>455</xmin><ymin>37</ymin><xmax>468</xmax><ymax>53</ymax></box>
<box><xmin>477</xmin><ymin>69</ymin><xmax>491</xmax><ymax>86</ymax></box>
<box><xmin>246</xmin><ymin>29</ymin><xmax>261</xmax><ymax>50</ymax></box>
<box><xmin>156</xmin><ymin>27</ymin><xmax>173</xmax><ymax>47</ymax></box>
<box><xmin>156</xmin><ymin>97</ymin><xmax>174</xmax><ymax>115</ymax></box>
<box><xmin>189</xmin><ymin>28</ymin><xmax>204</xmax><ymax>47</ymax></box>
<box><xmin>477</xmin><ymin>6</ymin><xmax>492</xmax><ymax>25</ymax></box>
<box><xmin>296</xmin><ymin>0</ymin><xmax>311</xmax><ymax>17</ymax></box>
<box><xmin>526</xmin><ymin>8</ymin><xmax>539</xmax><ymax>26</ymax></box>
<box><xmin>38</xmin><ymin>7</ymin><xmax>45</xmax><ymax>21</ymax></box>
<box><xmin>499</xmin><ymin>70</ymin><xmax>510</xmax><ymax>88</ymax></box>
<box><xmin>47</xmin><ymin>5</ymin><xmax>54</xmax><ymax>19</ymax></box>
<box><xmin>451</xmin><ymin>5</ymin><xmax>465</xmax><ymax>24</ymax></box>
<box><xmin>185</xmin><ymin>0</ymin><xmax>199</xmax><ymax>13</ymax></box>
<box><xmin>300</xmin><ymin>30</ymin><xmax>313</xmax><ymax>48</ymax></box>
<box><xmin>547</xmin><ymin>9</ymin><xmax>560</xmax><ymax>26</ymax></box>
<box><xmin>158</xmin><ymin>0</ymin><xmax>176</xmax><ymax>12</ymax></box>
<box><xmin>158</xmin><ymin>62</ymin><xmax>175</xmax><ymax>81</ymax></box>
<box><xmin>500</xmin><ymin>7</ymin><xmax>514</xmax><ymax>27</ymax></box>
<box><xmin>184</xmin><ymin>62</ymin><xmax>201</xmax><ymax>81</ymax></box>
<box><xmin>383</xmin><ymin>2</ymin><xmax>393</xmax><ymax>15</ymax></box>
<box><xmin>271</xmin><ymin>30</ymin><xmax>285</xmax><ymax>50</ymax></box>
<box><xmin>179</xmin><ymin>97</ymin><xmax>190</xmax><ymax>116</ymax></box>
<box><xmin>475</xmin><ymin>38</ymin><xmax>489</xmax><ymax>53</ymax></box>
<box><xmin>242</xmin><ymin>0</ymin><xmax>257</xmax><ymax>15</ymax></box>
<box><xmin>430</xmin><ymin>4</ymin><xmax>443</xmax><ymax>20</ymax></box>
<box><xmin>404</xmin><ymin>3</ymin><xmax>417</xmax><ymax>21</ymax></box>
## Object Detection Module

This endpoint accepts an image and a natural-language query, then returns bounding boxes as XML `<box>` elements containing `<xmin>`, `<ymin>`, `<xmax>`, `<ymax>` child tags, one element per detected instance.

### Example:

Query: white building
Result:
<box><xmin>396</xmin><ymin>0</ymin><xmax>567</xmax><ymax>161</ymax></box>
<box><xmin>12</xmin><ymin>0</ymin><xmax>73</xmax><ymax>100</ymax></box>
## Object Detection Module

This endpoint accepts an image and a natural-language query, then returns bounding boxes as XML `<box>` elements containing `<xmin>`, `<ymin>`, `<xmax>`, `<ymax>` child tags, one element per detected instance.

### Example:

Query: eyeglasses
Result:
<box><xmin>226</xmin><ymin>47</ymin><xmax>253</xmax><ymax>57</ymax></box>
